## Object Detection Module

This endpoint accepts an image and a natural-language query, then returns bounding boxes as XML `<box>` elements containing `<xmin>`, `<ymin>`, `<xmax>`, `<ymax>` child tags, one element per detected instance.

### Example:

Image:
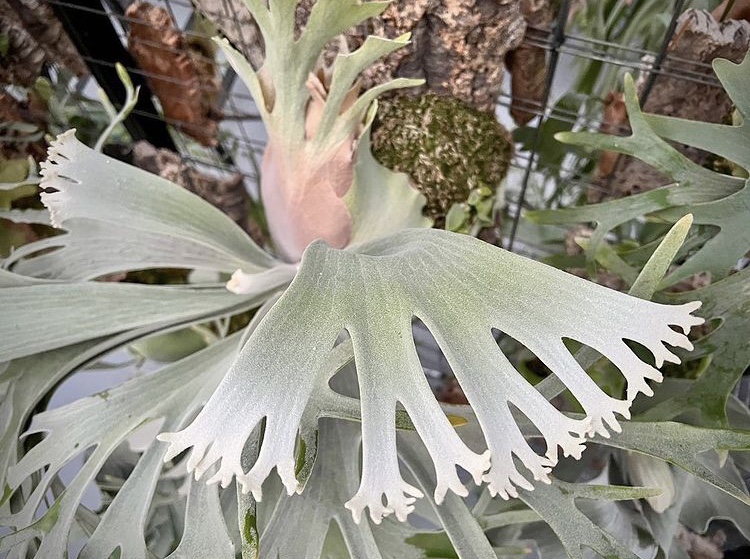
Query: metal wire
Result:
<box><xmin>507</xmin><ymin>0</ymin><xmax>572</xmax><ymax>250</ymax></box>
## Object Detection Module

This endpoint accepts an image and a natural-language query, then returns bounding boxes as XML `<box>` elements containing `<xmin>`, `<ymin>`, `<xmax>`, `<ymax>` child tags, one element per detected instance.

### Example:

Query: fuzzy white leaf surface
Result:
<box><xmin>4</xmin><ymin>131</ymin><xmax>276</xmax><ymax>279</ymax></box>
<box><xmin>159</xmin><ymin>228</ymin><xmax>703</xmax><ymax>524</ymax></box>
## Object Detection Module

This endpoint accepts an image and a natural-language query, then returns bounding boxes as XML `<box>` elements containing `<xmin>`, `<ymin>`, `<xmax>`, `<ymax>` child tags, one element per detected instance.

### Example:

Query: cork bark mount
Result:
<box><xmin>126</xmin><ymin>2</ymin><xmax>221</xmax><ymax>146</ymax></box>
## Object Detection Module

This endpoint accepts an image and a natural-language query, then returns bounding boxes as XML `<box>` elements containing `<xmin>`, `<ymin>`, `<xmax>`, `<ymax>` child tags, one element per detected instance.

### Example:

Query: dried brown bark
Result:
<box><xmin>194</xmin><ymin>0</ymin><xmax>525</xmax><ymax>112</ymax></box>
<box><xmin>344</xmin><ymin>0</ymin><xmax>526</xmax><ymax>112</ymax></box>
<box><xmin>0</xmin><ymin>0</ymin><xmax>87</xmax><ymax>86</ymax></box>
<box><xmin>507</xmin><ymin>0</ymin><xmax>556</xmax><ymax>125</ymax></box>
<box><xmin>592</xmin><ymin>91</ymin><xmax>628</xmax><ymax>185</ymax></box>
<box><xmin>591</xmin><ymin>9</ymin><xmax>750</xmax><ymax>202</ymax></box>
<box><xmin>126</xmin><ymin>2</ymin><xmax>222</xmax><ymax>146</ymax></box>
<box><xmin>131</xmin><ymin>141</ymin><xmax>265</xmax><ymax>243</ymax></box>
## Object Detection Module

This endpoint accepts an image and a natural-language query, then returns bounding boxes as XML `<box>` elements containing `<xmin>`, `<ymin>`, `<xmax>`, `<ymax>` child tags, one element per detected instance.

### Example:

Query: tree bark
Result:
<box><xmin>126</xmin><ymin>2</ymin><xmax>222</xmax><ymax>146</ymax></box>
<box><xmin>507</xmin><ymin>0</ymin><xmax>557</xmax><ymax>125</ymax></box>
<box><xmin>0</xmin><ymin>0</ymin><xmax>87</xmax><ymax>86</ymax></box>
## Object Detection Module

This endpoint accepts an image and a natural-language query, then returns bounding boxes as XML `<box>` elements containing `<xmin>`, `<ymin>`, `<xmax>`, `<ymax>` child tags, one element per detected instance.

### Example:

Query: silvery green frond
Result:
<box><xmin>529</xmin><ymin>52</ymin><xmax>750</xmax><ymax>285</ymax></box>
<box><xmin>4</xmin><ymin>130</ymin><xmax>277</xmax><ymax>280</ymax></box>
<box><xmin>259</xmin><ymin>418</ymin><xmax>421</xmax><ymax>558</ymax></box>
<box><xmin>216</xmin><ymin>0</ymin><xmax>425</xmax><ymax>260</ymax></box>
<box><xmin>519</xmin><ymin>480</ymin><xmax>655</xmax><ymax>559</ymax></box>
<box><xmin>0</xmin><ymin>336</ymin><xmax>241</xmax><ymax>559</ymax></box>
<box><xmin>0</xmin><ymin>280</ymin><xmax>278</xmax><ymax>362</ymax></box>
<box><xmin>163</xmin><ymin>474</ymin><xmax>234</xmax><ymax>559</ymax></box>
<box><xmin>258</xmin><ymin>416</ymin><xmax>493</xmax><ymax>559</ymax></box>
<box><xmin>159</xmin><ymin>228</ymin><xmax>703</xmax><ymax>524</ymax></box>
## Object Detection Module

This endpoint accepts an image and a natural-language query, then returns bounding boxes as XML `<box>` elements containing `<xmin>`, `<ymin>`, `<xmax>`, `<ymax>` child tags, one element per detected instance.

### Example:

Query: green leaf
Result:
<box><xmin>237</xmin><ymin>431</ymin><xmax>262</xmax><ymax>559</ymax></box>
<box><xmin>0</xmin><ymin>341</ymin><xmax>105</xmax><ymax>494</ymax></box>
<box><xmin>164</xmin><ymin>475</ymin><xmax>234</xmax><ymax>559</ymax></box>
<box><xmin>0</xmin><ymin>157</ymin><xmax>38</xmax><ymax>206</ymax></box>
<box><xmin>641</xmin><ymin>267</ymin><xmax>750</xmax><ymax>427</ymax></box>
<box><xmin>5</xmin><ymin>130</ymin><xmax>277</xmax><ymax>279</ymax></box>
<box><xmin>404</xmin><ymin>532</ymin><xmax>458</xmax><ymax>559</ymax></box>
<box><xmin>399</xmin><ymin>433</ymin><xmax>497</xmax><ymax>559</ymax></box>
<box><xmin>1</xmin><ymin>335</ymin><xmax>241</xmax><ymax>559</ymax></box>
<box><xmin>552</xmin><ymin>74</ymin><xmax>737</xmax><ymax>196</ymax></box>
<box><xmin>676</xmin><ymin>457</ymin><xmax>750</xmax><ymax>542</ymax></box>
<box><xmin>518</xmin><ymin>480</ymin><xmax>642</xmax><ymax>559</ymax></box>
<box><xmin>0</xmin><ymin>282</ymin><xmax>276</xmax><ymax>361</ymax></box>
<box><xmin>128</xmin><ymin>326</ymin><xmax>213</xmax><ymax>363</ymax></box>
<box><xmin>536</xmin><ymin>214</ymin><xmax>695</xmax><ymax>402</ymax></box>
<box><xmin>94</xmin><ymin>63</ymin><xmax>140</xmax><ymax>152</ymax></box>
<box><xmin>593</xmin><ymin>421</ymin><xmax>750</xmax><ymax>508</ymax></box>
<box><xmin>158</xmin><ymin>228</ymin><xmax>702</xmax><ymax>524</ymax></box>
<box><xmin>271</xmin><ymin>0</ymin><xmax>391</xmax><ymax>138</ymax></box>
<box><xmin>214</xmin><ymin>0</ymin><xmax>423</xmax><ymax>261</ymax></box>
<box><xmin>629</xmin><ymin>213</ymin><xmax>692</xmax><ymax>296</ymax></box>
<box><xmin>315</xmin><ymin>33</ymin><xmax>411</xmax><ymax>144</ymax></box>
<box><xmin>624</xmin><ymin>452</ymin><xmax>674</xmax><ymax>512</ymax></box>
<box><xmin>642</xmin><ymin>54</ymin><xmax>750</xmax><ymax>170</ymax></box>
<box><xmin>526</xmin><ymin>64</ymin><xmax>748</xmax><ymax>282</ymax></box>
<box><xmin>639</xmin><ymin>455</ymin><xmax>750</xmax><ymax>558</ymax></box>
<box><xmin>259</xmin><ymin>418</ymin><xmax>422</xmax><ymax>559</ymax></box>
<box><xmin>658</xmin><ymin>181</ymin><xmax>750</xmax><ymax>285</ymax></box>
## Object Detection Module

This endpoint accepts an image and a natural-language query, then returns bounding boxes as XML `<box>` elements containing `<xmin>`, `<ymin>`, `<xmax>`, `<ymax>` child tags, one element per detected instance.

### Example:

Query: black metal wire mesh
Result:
<box><xmin>35</xmin><ymin>0</ymin><xmax>734</xmax><ymax>241</ymax></box>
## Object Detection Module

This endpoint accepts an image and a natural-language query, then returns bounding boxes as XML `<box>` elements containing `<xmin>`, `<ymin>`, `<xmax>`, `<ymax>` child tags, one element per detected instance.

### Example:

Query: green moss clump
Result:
<box><xmin>371</xmin><ymin>94</ymin><xmax>513</xmax><ymax>229</ymax></box>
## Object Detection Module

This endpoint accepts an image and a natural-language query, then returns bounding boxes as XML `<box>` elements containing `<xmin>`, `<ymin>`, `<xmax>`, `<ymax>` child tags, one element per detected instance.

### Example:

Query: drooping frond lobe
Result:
<box><xmin>7</xmin><ymin>130</ymin><xmax>277</xmax><ymax>280</ymax></box>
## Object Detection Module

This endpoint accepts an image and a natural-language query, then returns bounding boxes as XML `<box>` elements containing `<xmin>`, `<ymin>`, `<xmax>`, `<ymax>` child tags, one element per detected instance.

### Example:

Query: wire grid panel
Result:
<box><xmin>45</xmin><ymin>0</ymin><xmax>266</xmax><ymax>195</ymax></box>
<box><xmin>41</xmin><ymin>0</ymin><xmax>731</xmax><ymax>230</ymax></box>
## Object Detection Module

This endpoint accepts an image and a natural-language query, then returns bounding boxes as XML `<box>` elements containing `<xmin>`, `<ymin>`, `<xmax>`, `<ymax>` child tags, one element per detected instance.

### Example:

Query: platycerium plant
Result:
<box><xmin>0</xmin><ymin>0</ymin><xmax>708</xmax><ymax>557</ymax></box>
<box><xmin>220</xmin><ymin>0</ymin><xmax>423</xmax><ymax>262</ymax></box>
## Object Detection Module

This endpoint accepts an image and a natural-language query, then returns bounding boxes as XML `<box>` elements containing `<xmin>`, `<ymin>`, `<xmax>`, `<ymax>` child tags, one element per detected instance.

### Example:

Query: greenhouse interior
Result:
<box><xmin>2</xmin><ymin>0</ymin><xmax>750</xmax><ymax>558</ymax></box>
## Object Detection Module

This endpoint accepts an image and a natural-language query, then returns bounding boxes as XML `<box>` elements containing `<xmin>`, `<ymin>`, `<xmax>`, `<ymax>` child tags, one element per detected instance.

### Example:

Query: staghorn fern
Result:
<box><xmin>0</xmin><ymin>1</ymin><xmax>735</xmax><ymax>558</ymax></box>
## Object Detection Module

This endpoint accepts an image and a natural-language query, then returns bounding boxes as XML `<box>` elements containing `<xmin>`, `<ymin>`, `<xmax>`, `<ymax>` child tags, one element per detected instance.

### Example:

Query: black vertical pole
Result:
<box><xmin>50</xmin><ymin>0</ymin><xmax>178</xmax><ymax>150</ymax></box>
<box><xmin>507</xmin><ymin>0</ymin><xmax>572</xmax><ymax>251</ymax></box>
<box><xmin>638</xmin><ymin>0</ymin><xmax>687</xmax><ymax>107</ymax></box>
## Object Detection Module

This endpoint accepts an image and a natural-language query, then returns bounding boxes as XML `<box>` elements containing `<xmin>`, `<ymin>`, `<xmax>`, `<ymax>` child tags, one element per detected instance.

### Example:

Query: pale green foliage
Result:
<box><xmin>1</xmin><ymin>336</ymin><xmax>241</xmax><ymax>558</ymax></box>
<box><xmin>523</xmin><ymin>50</ymin><xmax>750</xmax><ymax>558</ymax></box>
<box><xmin>4</xmin><ymin>131</ymin><xmax>279</xmax><ymax>280</ymax></box>
<box><xmin>162</xmin><ymin>228</ymin><xmax>700</xmax><ymax>525</ymax></box>
<box><xmin>528</xmin><ymin>52</ymin><xmax>750</xmax><ymax>426</ymax></box>
<box><xmin>528</xmin><ymin>54</ymin><xmax>750</xmax><ymax>286</ymax></box>
<box><xmin>345</xmin><ymin>123</ymin><xmax>431</xmax><ymax>245</ymax></box>
<box><xmin>0</xmin><ymin>2</ymin><xmax>747</xmax><ymax>559</ymax></box>
<box><xmin>216</xmin><ymin>0</ymin><xmax>425</xmax><ymax>260</ymax></box>
<box><xmin>640</xmin><ymin>268</ymin><xmax>750</xmax><ymax>428</ymax></box>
